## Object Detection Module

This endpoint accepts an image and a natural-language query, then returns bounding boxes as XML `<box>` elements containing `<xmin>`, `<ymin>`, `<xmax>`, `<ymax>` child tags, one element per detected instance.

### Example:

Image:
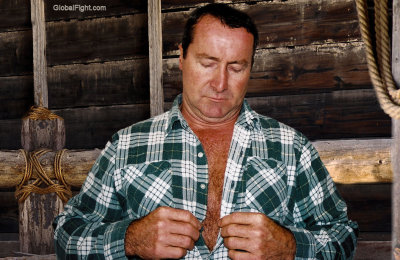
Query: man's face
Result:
<box><xmin>179</xmin><ymin>15</ymin><xmax>254</xmax><ymax>124</ymax></box>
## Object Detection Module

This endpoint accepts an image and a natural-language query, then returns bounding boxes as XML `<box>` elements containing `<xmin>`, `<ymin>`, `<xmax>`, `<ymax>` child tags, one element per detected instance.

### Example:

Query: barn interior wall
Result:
<box><xmin>0</xmin><ymin>0</ymin><xmax>393</xmax><ymax>256</ymax></box>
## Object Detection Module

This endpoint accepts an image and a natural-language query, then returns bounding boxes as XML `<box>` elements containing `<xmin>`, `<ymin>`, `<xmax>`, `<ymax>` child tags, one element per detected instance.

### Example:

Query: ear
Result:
<box><xmin>178</xmin><ymin>44</ymin><xmax>183</xmax><ymax>70</ymax></box>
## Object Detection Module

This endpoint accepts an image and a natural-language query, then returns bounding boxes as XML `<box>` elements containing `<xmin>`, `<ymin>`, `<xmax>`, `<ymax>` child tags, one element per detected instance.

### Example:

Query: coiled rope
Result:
<box><xmin>15</xmin><ymin>149</ymin><xmax>72</xmax><ymax>203</ymax></box>
<box><xmin>355</xmin><ymin>0</ymin><xmax>400</xmax><ymax>119</ymax></box>
<box><xmin>16</xmin><ymin>105</ymin><xmax>71</xmax><ymax>203</ymax></box>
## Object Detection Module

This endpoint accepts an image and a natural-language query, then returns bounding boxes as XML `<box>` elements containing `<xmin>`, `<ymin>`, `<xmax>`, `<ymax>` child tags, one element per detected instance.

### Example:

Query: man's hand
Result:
<box><xmin>125</xmin><ymin>206</ymin><xmax>201</xmax><ymax>259</ymax></box>
<box><xmin>219</xmin><ymin>212</ymin><xmax>296</xmax><ymax>260</ymax></box>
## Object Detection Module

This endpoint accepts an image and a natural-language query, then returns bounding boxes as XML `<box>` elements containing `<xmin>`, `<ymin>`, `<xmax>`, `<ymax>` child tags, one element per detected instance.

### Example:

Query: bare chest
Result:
<box><xmin>195</xmin><ymin>130</ymin><xmax>233</xmax><ymax>250</ymax></box>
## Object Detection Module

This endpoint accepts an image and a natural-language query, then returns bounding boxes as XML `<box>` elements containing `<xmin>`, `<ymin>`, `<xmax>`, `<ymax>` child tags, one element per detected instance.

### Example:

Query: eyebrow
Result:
<box><xmin>196</xmin><ymin>53</ymin><xmax>249</xmax><ymax>66</ymax></box>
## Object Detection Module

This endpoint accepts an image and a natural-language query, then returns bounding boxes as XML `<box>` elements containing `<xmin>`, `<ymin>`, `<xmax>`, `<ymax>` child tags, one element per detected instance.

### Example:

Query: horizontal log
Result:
<box><xmin>47</xmin><ymin>59</ymin><xmax>149</xmax><ymax>109</ymax></box>
<box><xmin>162</xmin><ymin>0</ymin><xmax>360</xmax><ymax>55</ymax></box>
<box><xmin>46</xmin><ymin>14</ymin><xmax>148</xmax><ymax>66</ymax></box>
<box><xmin>354</xmin><ymin>241</ymin><xmax>392</xmax><ymax>260</ymax></box>
<box><xmin>163</xmin><ymin>42</ymin><xmax>371</xmax><ymax>101</ymax></box>
<box><xmin>0</xmin><ymin>0</ymin><xmax>31</xmax><ymax>32</ymax></box>
<box><xmin>0</xmin><ymin>30</ymin><xmax>32</xmax><ymax>77</ymax></box>
<box><xmin>0</xmin><ymin>138</ymin><xmax>392</xmax><ymax>189</ymax></box>
<box><xmin>0</xmin><ymin>75</ymin><xmax>33</xmax><ymax>120</ymax></box>
<box><xmin>0</xmin><ymin>149</ymin><xmax>100</xmax><ymax>188</ymax></box>
<box><xmin>44</xmin><ymin>0</ymin><xmax>146</xmax><ymax>21</ymax></box>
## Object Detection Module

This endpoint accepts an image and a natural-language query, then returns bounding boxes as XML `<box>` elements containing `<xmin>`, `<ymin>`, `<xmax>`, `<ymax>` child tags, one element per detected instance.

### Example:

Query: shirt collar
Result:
<box><xmin>165</xmin><ymin>94</ymin><xmax>260</xmax><ymax>135</ymax></box>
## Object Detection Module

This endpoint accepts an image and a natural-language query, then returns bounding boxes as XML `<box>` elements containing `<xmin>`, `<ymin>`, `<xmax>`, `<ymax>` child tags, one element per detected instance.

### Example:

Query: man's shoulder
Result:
<box><xmin>112</xmin><ymin>111</ymin><xmax>170</xmax><ymax>141</ymax></box>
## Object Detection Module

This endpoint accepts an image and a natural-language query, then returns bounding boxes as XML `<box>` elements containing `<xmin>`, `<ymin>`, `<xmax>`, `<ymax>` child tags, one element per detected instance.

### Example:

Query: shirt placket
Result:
<box><xmin>211</xmin><ymin>124</ymin><xmax>252</xmax><ymax>258</ymax></box>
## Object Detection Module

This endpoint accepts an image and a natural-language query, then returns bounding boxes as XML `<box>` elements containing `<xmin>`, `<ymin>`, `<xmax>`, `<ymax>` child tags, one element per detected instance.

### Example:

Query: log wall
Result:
<box><xmin>0</xmin><ymin>0</ymin><xmax>394</xmax><ymax>257</ymax></box>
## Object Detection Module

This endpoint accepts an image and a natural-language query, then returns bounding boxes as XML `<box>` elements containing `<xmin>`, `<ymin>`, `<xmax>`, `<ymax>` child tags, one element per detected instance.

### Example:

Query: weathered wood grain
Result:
<box><xmin>392</xmin><ymin>0</ymin><xmax>400</xmax><ymax>255</ymax></box>
<box><xmin>354</xmin><ymin>241</ymin><xmax>392</xmax><ymax>260</ymax></box>
<box><xmin>0</xmin><ymin>30</ymin><xmax>33</xmax><ymax>77</ymax></box>
<box><xmin>46</xmin><ymin>14</ymin><xmax>148</xmax><ymax>66</ymax></box>
<box><xmin>31</xmin><ymin>0</ymin><xmax>48</xmax><ymax>107</ymax></box>
<box><xmin>314</xmin><ymin>139</ymin><xmax>392</xmax><ymax>184</ymax></box>
<box><xmin>0</xmin><ymin>76</ymin><xmax>33</xmax><ymax>120</ymax></box>
<box><xmin>47</xmin><ymin>59</ymin><xmax>149</xmax><ymax>109</ymax></box>
<box><xmin>54</xmin><ymin>104</ymin><xmax>150</xmax><ymax>149</ymax></box>
<box><xmin>0</xmin><ymin>0</ymin><xmax>31</xmax><ymax>32</ymax></box>
<box><xmin>163</xmin><ymin>42</ymin><xmax>372</xmax><ymax>101</ymax></box>
<box><xmin>337</xmin><ymin>184</ymin><xmax>392</xmax><ymax>232</ymax></box>
<box><xmin>148</xmin><ymin>0</ymin><xmax>164</xmax><ymax>116</ymax></box>
<box><xmin>0</xmin><ymin>150</ymin><xmax>99</xmax><ymax>188</ymax></box>
<box><xmin>44</xmin><ymin>0</ymin><xmax>146</xmax><ymax>21</ymax></box>
<box><xmin>161</xmin><ymin>0</ymin><xmax>360</xmax><ymax>55</ymax></box>
<box><xmin>0</xmin><ymin>119</ymin><xmax>21</xmax><ymax>149</ymax></box>
<box><xmin>0</xmin><ymin>138</ymin><xmax>392</xmax><ymax>188</ymax></box>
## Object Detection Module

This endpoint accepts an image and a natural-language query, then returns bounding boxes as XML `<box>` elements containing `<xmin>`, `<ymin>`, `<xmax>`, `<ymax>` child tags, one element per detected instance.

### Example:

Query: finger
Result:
<box><xmin>228</xmin><ymin>249</ymin><xmax>252</xmax><ymax>260</ymax></box>
<box><xmin>154</xmin><ymin>245</ymin><xmax>188</xmax><ymax>259</ymax></box>
<box><xmin>162</xmin><ymin>233</ymin><xmax>196</xmax><ymax>250</ymax></box>
<box><xmin>219</xmin><ymin>212</ymin><xmax>270</xmax><ymax>227</ymax></box>
<box><xmin>220</xmin><ymin>223</ymin><xmax>252</xmax><ymax>238</ymax></box>
<box><xmin>223</xmin><ymin>236</ymin><xmax>250</xmax><ymax>251</ymax></box>
<box><xmin>157</xmin><ymin>207</ymin><xmax>201</xmax><ymax>229</ymax></box>
<box><xmin>166</xmin><ymin>220</ymin><xmax>201</xmax><ymax>241</ymax></box>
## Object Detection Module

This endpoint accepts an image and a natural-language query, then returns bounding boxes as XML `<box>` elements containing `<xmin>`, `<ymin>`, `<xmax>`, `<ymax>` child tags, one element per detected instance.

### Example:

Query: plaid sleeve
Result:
<box><xmin>54</xmin><ymin>135</ymin><xmax>130</xmax><ymax>260</ymax></box>
<box><xmin>289</xmin><ymin>135</ymin><xmax>359</xmax><ymax>259</ymax></box>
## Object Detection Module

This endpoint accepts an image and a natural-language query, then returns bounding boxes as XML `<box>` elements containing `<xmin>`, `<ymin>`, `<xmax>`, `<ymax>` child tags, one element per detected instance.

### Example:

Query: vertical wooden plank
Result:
<box><xmin>392</xmin><ymin>0</ymin><xmax>400</xmax><ymax>258</ymax></box>
<box><xmin>148</xmin><ymin>0</ymin><xmax>164</xmax><ymax>116</ymax></box>
<box><xmin>31</xmin><ymin>0</ymin><xmax>48</xmax><ymax>107</ymax></box>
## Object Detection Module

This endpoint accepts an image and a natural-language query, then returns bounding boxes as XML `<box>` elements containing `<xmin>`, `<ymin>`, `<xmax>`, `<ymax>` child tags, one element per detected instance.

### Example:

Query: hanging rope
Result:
<box><xmin>15</xmin><ymin>149</ymin><xmax>72</xmax><ymax>203</ymax></box>
<box><xmin>355</xmin><ymin>0</ymin><xmax>400</xmax><ymax>119</ymax></box>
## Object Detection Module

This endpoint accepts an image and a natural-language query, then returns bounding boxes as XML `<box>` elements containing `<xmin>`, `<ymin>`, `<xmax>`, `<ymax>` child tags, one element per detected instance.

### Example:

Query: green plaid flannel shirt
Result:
<box><xmin>54</xmin><ymin>95</ymin><xmax>358</xmax><ymax>259</ymax></box>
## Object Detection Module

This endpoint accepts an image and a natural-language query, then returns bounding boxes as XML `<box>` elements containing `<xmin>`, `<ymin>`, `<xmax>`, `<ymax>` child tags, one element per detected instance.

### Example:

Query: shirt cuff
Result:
<box><xmin>103</xmin><ymin>218</ymin><xmax>133</xmax><ymax>260</ymax></box>
<box><xmin>287</xmin><ymin>226</ymin><xmax>317</xmax><ymax>259</ymax></box>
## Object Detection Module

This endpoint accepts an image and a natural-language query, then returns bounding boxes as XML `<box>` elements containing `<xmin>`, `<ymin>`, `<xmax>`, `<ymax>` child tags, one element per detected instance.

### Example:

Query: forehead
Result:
<box><xmin>190</xmin><ymin>15</ymin><xmax>254</xmax><ymax>57</ymax></box>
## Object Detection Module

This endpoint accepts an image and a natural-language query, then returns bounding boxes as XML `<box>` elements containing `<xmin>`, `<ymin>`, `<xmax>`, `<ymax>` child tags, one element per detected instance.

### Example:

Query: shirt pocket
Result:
<box><xmin>235</xmin><ymin>157</ymin><xmax>289</xmax><ymax>223</ymax></box>
<box><xmin>117</xmin><ymin>161</ymin><xmax>174</xmax><ymax>219</ymax></box>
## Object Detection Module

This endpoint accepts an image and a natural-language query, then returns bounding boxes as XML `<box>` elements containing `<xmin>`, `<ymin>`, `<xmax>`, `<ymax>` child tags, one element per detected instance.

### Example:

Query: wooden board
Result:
<box><xmin>47</xmin><ymin>59</ymin><xmax>149</xmax><ymax>108</ymax></box>
<box><xmin>337</xmin><ymin>184</ymin><xmax>391</xmax><ymax>232</ymax></box>
<box><xmin>0</xmin><ymin>75</ymin><xmax>33</xmax><ymax>120</ymax></box>
<box><xmin>44</xmin><ymin>0</ymin><xmax>146</xmax><ymax>21</ymax></box>
<box><xmin>46</xmin><ymin>14</ymin><xmax>148</xmax><ymax>66</ymax></box>
<box><xmin>54</xmin><ymin>104</ymin><xmax>150</xmax><ymax>148</ymax></box>
<box><xmin>163</xmin><ymin>42</ymin><xmax>372</xmax><ymax>101</ymax></box>
<box><xmin>0</xmin><ymin>30</ymin><xmax>32</xmax><ymax>77</ymax></box>
<box><xmin>0</xmin><ymin>0</ymin><xmax>31</xmax><ymax>32</ymax></box>
<box><xmin>0</xmin><ymin>119</ymin><xmax>21</xmax><ymax>149</ymax></box>
<box><xmin>162</xmin><ymin>0</ymin><xmax>360</xmax><ymax>55</ymax></box>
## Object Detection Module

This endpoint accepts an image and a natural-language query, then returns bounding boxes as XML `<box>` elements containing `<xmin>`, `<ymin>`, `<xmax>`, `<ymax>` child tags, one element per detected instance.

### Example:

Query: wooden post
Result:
<box><xmin>31</xmin><ymin>0</ymin><xmax>48</xmax><ymax>107</ymax></box>
<box><xmin>392</xmin><ymin>0</ymin><xmax>400</xmax><ymax>258</ymax></box>
<box><xmin>17</xmin><ymin>0</ymin><xmax>65</xmax><ymax>254</ymax></box>
<box><xmin>148</xmin><ymin>0</ymin><xmax>164</xmax><ymax>116</ymax></box>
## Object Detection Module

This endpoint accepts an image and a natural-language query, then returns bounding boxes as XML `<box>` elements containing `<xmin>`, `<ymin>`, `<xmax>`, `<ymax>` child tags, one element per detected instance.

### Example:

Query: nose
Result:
<box><xmin>211</xmin><ymin>66</ymin><xmax>228</xmax><ymax>92</ymax></box>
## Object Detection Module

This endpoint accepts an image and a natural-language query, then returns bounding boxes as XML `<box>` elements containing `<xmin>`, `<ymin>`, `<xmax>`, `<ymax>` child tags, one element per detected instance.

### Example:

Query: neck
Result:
<box><xmin>180</xmin><ymin>104</ymin><xmax>239</xmax><ymax>131</ymax></box>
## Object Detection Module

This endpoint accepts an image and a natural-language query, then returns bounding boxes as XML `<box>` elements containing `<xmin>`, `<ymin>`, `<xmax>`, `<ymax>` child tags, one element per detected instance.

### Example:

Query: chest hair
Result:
<box><xmin>194</xmin><ymin>128</ymin><xmax>233</xmax><ymax>251</ymax></box>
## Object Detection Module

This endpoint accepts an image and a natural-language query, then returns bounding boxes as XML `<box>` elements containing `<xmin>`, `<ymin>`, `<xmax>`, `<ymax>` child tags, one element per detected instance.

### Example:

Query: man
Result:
<box><xmin>54</xmin><ymin>3</ymin><xmax>358</xmax><ymax>259</ymax></box>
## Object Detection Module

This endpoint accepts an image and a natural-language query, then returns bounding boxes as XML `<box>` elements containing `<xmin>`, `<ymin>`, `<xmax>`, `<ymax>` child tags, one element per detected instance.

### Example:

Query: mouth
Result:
<box><xmin>208</xmin><ymin>96</ymin><xmax>226</xmax><ymax>103</ymax></box>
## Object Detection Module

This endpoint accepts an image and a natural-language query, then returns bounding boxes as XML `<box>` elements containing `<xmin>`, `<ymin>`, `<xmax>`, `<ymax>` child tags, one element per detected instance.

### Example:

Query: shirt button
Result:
<box><xmin>198</xmin><ymin>152</ymin><xmax>204</xmax><ymax>158</ymax></box>
<box><xmin>200</xmin><ymin>183</ymin><xmax>206</xmax><ymax>189</ymax></box>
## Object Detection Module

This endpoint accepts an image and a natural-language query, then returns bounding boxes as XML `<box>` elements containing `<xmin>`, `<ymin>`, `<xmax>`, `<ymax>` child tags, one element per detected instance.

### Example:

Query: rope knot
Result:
<box><xmin>15</xmin><ymin>149</ymin><xmax>72</xmax><ymax>203</ymax></box>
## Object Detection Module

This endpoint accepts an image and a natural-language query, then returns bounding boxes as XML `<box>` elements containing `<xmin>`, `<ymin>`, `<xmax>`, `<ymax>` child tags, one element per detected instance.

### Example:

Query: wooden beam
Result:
<box><xmin>148</xmin><ymin>0</ymin><xmax>164</xmax><ymax>116</ymax></box>
<box><xmin>392</xmin><ymin>0</ymin><xmax>400</xmax><ymax>255</ymax></box>
<box><xmin>0</xmin><ymin>139</ymin><xmax>392</xmax><ymax>189</ymax></box>
<box><xmin>30</xmin><ymin>0</ymin><xmax>48</xmax><ymax>107</ymax></box>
